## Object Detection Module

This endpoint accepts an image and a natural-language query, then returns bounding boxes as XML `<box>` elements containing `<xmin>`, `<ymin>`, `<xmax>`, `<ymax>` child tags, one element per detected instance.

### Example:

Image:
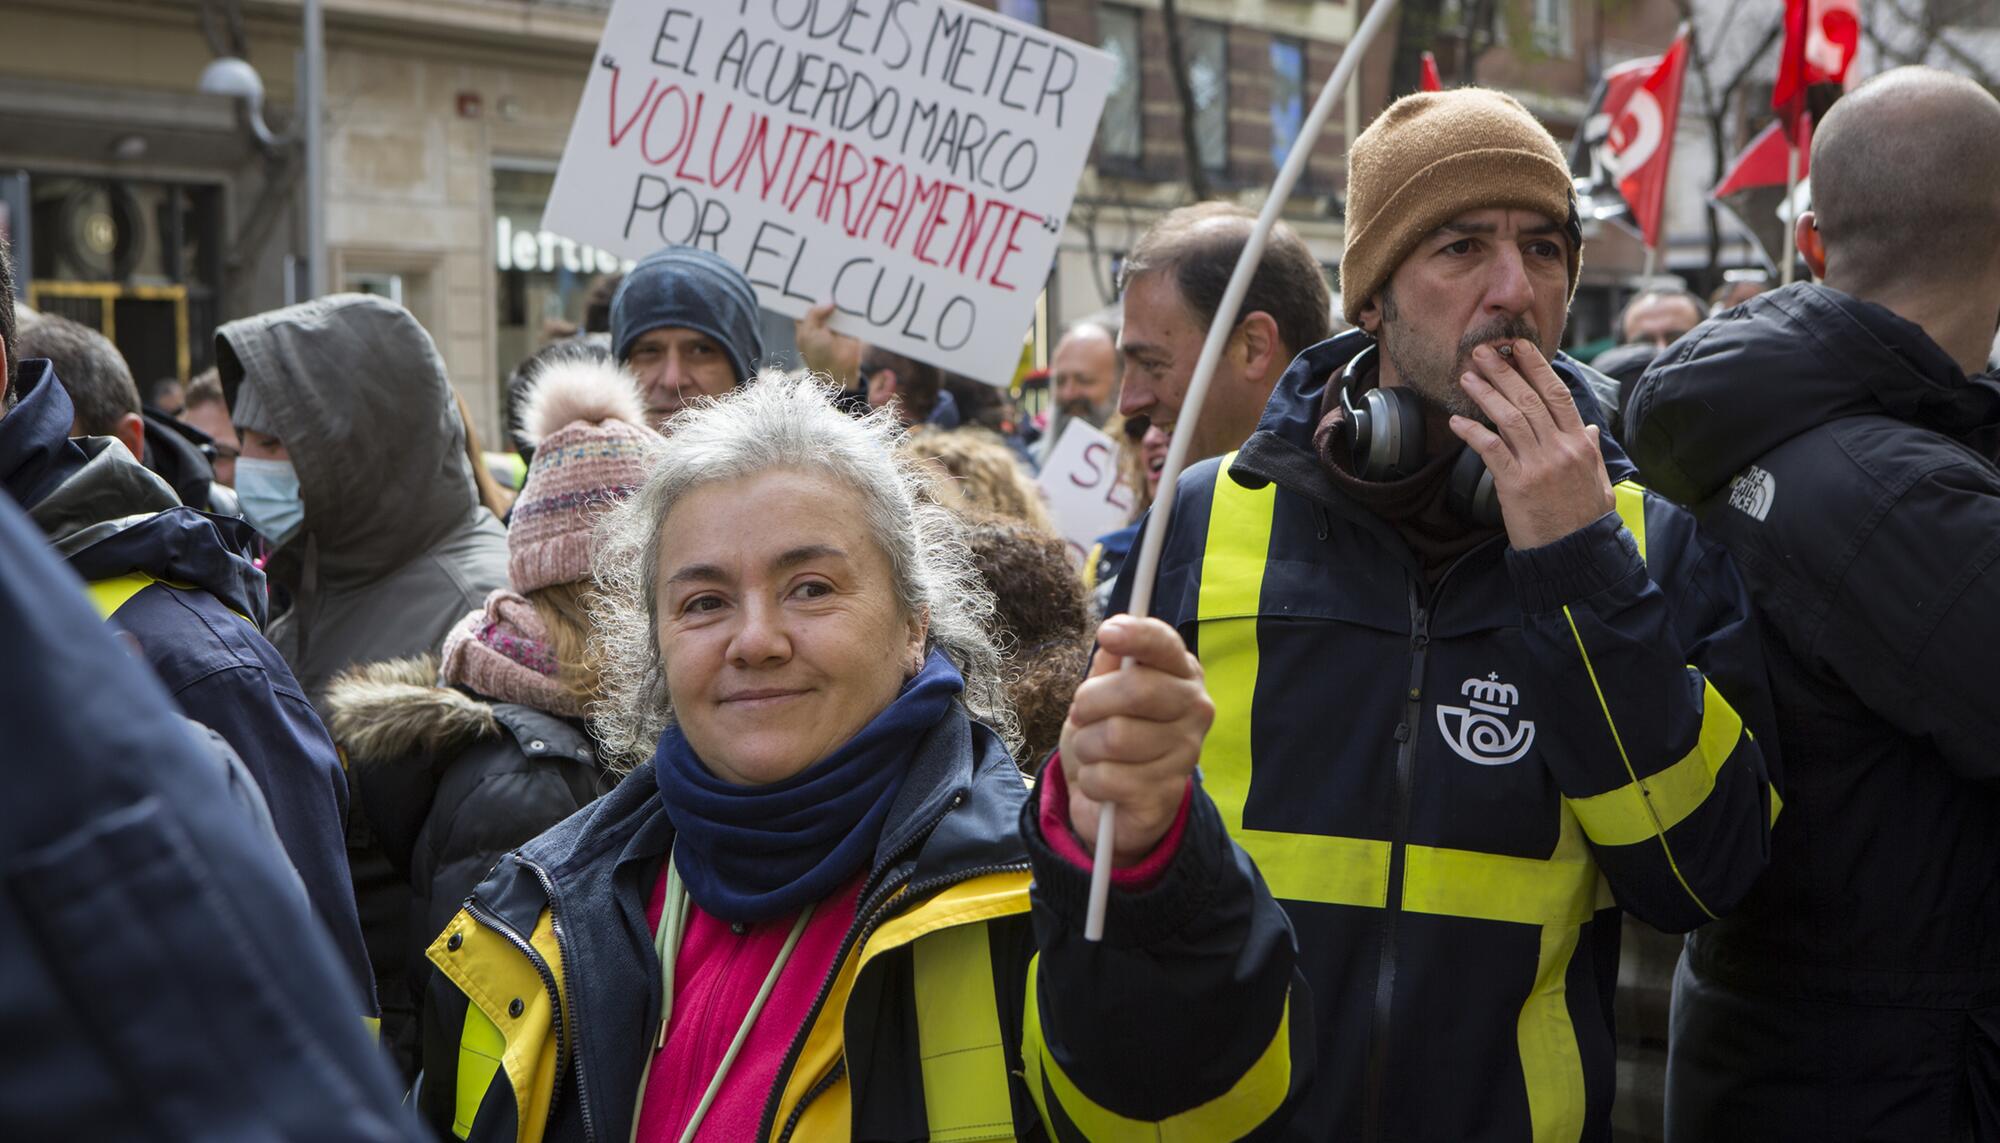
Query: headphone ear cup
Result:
<box><xmin>1347</xmin><ymin>387</ymin><xmax>1425</xmax><ymax>481</ymax></box>
<box><xmin>1447</xmin><ymin>445</ymin><xmax>1503</xmax><ymax>529</ymax></box>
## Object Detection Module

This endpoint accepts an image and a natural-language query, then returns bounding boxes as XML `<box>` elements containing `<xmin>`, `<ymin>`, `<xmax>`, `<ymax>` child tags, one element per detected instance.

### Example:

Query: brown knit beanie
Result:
<box><xmin>508</xmin><ymin>357</ymin><xmax>660</xmax><ymax>593</ymax></box>
<box><xmin>1340</xmin><ymin>88</ymin><xmax>1581</xmax><ymax>327</ymax></box>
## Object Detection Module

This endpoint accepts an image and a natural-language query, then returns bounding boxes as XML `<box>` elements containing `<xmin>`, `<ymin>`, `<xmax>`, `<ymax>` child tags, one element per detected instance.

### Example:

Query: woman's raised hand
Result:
<box><xmin>1058</xmin><ymin>616</ymin><xmax>1214</xmax><ymax>867</ymax></box>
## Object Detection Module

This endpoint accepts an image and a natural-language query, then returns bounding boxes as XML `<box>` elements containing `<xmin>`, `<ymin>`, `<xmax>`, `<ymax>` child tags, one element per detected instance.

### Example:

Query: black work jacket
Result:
<box><xmin>1628</xmin><ymin>283</ymin><xmax>2000</xmax><ymax>1006</ymax></box>
<box><xmin>1112</xmin><ymin>330</ymin><xmax>1781</xmax><ymax>1141</ymax></box>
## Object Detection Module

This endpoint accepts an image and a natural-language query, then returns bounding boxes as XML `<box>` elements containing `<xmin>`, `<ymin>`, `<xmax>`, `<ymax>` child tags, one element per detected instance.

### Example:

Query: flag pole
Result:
<box><xmin>1642</xmin><ymin>243</ymin><xmax>1658</xmax><ymax>282</ymax></box>
<box><xmin>1781</xmin><ymin>120</ymin><xmax>1801</xmax><ymax>285</ymax></box>
<box><xmin>1082</xmin><ymin>0</ymin><xmax>1405</xmax><ymax>943</ymax></box>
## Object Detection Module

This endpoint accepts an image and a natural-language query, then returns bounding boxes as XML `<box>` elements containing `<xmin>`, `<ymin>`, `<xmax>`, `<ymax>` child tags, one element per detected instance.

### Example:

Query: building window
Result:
<box><xmin>1533</xmin><ymin>0</ymin><xmax>1573</xmax><ymax>57</ymax></box>
<box><xmin>1270</xmin><ymin>38</ymin><xmax>1307</xmax><ymax>171</ymax></box>
<box><xmin>1187</xmin><ymin>21</ymin><xmax>1228</xmax><ymax>172</ymax></box>
<box><xmin>1098</xmin><ymin>5</ymin><xmax>1143</xmax><ymax>162</ymax></box>
<box><xmin>997</xmin><ymin>0</ymin><xmax>1044</xmax><ymax>27</ymax></box>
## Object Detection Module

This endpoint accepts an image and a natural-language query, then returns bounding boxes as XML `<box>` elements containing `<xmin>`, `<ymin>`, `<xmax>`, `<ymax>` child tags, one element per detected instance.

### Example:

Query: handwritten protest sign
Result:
<box><xmin>542</xmin><ymin>0</ymin><xmax>1113</xmax><ymax>387</ymax></box>
<box><xmin>1036</xmin><ymin>418</ymin><xmax>1135</xmax><ymax>567</ymax></box>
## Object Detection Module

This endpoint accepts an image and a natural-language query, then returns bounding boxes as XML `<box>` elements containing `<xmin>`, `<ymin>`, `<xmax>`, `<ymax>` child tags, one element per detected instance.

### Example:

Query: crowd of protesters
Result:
<box><xmin>4</xmin><ymin>62</ymin><xmax>2000</xmax><ymax>1143</ymax></box>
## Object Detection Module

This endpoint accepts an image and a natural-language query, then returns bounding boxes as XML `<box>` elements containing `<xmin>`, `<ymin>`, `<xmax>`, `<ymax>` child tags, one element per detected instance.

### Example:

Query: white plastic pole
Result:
<box><xmin>1085</xmin><ymin>0</ymin><xmax>1405</xmax><ymax>942</ymax></box>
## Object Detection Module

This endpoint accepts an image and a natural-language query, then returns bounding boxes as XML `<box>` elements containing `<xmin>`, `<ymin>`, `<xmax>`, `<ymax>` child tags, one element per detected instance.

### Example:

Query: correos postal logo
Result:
<box><xmin>1436</xmin><ymin>673</ymin><xmax>1537</xmax><ymax>765</ymax></box>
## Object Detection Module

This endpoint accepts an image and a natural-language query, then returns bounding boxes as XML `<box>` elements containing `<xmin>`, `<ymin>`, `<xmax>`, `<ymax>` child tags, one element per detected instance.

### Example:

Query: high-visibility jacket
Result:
<box><xmin>421</xmin><ymin>704</ymin><xmax>1310</xmax><ymax>1142</ymax></box>
<box><xmin>1108</xmin><ymin>330</ymin><xmax>1782</xmax><ymax>1142</ymax></box>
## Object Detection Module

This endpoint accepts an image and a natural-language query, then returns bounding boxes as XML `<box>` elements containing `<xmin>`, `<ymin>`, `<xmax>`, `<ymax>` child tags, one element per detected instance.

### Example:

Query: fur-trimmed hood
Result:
<box><xmin>324</xmin><ymin>654</ymin><xmax>501</xmax><ymax>767</ymax></box>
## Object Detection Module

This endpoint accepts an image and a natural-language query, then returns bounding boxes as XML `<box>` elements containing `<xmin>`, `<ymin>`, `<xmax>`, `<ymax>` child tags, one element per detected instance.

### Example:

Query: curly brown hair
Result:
<box><xmin>961</xmin><ymin>516</ymin><xmax>1093</xmax><ymax>769</ymax></box>
<box><xmin>899</xmin><ymin>426</ymin><xmax>1054</xmax><ymax>533</ymax></box>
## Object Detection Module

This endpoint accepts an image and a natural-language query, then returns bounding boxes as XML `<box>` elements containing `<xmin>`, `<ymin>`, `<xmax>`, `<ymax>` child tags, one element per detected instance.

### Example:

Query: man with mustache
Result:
<box><xmin>1065</xmin><ymin>88</ymin><xmax>1781</xmax><ymax>1138</ymax></box>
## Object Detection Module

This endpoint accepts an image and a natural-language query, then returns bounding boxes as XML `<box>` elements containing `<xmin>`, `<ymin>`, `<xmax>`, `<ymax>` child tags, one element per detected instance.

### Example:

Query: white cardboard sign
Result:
<box><xmin>542</xmin><ymin>0</ymin><xmax>1113</xmax><ymax>387</ymax></box>
<box><xmin>1036</xmin><ymin>418</ymin><xmax>1136</xmax><ymax>567</ymax></box>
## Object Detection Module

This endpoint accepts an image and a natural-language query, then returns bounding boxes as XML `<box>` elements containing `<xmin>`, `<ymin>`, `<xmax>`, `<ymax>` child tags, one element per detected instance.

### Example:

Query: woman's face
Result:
<box><xmin>655</xmin><ymin>467</ymin><xmax>925</xmax><ymax>785</ymax></box>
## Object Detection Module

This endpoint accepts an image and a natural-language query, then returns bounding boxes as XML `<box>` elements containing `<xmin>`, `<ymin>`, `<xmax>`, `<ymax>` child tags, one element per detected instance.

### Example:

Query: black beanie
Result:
<box><xmin>609</xmin><ymin>246</ymin><xmax>765</xmax><ymax>384</ymax></box>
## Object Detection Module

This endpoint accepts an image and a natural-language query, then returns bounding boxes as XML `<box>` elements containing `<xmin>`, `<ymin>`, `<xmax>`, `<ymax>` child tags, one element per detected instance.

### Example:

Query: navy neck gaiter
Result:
<box><xmin>652</xmin><ymin>650</ymin><xmax>963</xmax><ymax>924</ymax></box>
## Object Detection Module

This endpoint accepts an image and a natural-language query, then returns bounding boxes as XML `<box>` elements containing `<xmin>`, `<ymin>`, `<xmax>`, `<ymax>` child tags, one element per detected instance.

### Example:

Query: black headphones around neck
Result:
<box><xmin>1337</xmin><ymin>343</ymin><xmax>1503</xmax><ymax>529</ymax></box>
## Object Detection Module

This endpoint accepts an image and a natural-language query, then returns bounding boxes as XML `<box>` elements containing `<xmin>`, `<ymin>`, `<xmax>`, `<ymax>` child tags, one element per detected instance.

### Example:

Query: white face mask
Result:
<box><xmin>234</xmin><ymin>456</ymin><xmax>305</xmax><ymax>548</ymax></box>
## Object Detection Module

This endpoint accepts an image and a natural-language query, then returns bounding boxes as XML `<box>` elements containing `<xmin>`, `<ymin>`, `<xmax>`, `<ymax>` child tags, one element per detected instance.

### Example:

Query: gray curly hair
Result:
<box><xmin>590</xmin><ymin>369</ymin><xmax>1017</xmax><ymax>770</ymax></box>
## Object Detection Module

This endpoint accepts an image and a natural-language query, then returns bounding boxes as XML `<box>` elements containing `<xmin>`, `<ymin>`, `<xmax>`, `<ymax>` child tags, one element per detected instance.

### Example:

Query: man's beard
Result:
<box><xmin>1059</xmin><ymin>396</ymin><xmax>1110</xmax><ymax>424</ymax></box>
<box><xmin>1376</xmin><ymin>288</ymin><xmax>1545</xmax><ymax>426</ymax></box>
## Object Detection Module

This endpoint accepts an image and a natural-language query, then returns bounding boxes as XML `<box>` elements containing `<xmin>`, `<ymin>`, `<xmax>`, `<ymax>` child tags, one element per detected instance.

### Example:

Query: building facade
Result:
<box><xmin>2</xmin><ymin>0</ymin><xmax>1706</xmax><ymax>441</ymax></box>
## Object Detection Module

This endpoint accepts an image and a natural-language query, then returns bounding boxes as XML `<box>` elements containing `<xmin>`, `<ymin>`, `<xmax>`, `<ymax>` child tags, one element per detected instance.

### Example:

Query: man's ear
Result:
<box><xmin>1355</xmin><ymin>294</ymin><xmax>1383</xmax><ymax>337</ymax></box>
<box><xmin>1795</xmin><ymin>212</ymin><xmax>1827</xmax><ymax>281</ymax></box>
<box><xmin>114</xmin><ymin>412</ymin><xmax>146</xmax><ymax>461</ymax></box>
<box><xmin>1237</xmin><ymin>311</ymin><xmax>1284</xmax><ymax>385</ymax></box>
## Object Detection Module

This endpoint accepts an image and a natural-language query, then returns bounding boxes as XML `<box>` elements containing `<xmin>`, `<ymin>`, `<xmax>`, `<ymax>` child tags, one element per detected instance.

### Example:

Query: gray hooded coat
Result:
<box><xmin>216</xmin><ymin>295</ymin><xmax>509</xmax><ymax>705</ymax></box>
<box><xmin>218</xmin><ymin>295</ymin><xmax>509</xmax><ymax>1076</ymax></box>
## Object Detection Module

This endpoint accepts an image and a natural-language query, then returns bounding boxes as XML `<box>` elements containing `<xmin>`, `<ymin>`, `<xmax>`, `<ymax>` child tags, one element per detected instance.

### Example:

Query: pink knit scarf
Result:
<box><xmin>439</xmin><ymin>588</ymin><xmax>586</xmax><ymax>719</ymax></box>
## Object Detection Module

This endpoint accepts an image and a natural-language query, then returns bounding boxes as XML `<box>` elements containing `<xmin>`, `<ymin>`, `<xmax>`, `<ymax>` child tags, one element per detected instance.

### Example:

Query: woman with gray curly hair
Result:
<box><xmin>421</xmin><ymin>371</ymin><xmax>1305</xmax><ymax>1143</ymax></box>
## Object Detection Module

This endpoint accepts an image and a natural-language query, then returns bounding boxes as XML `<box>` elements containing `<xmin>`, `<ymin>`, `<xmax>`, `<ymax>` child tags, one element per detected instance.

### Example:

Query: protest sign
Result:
<box><xmin>542</xmin><ymin>0</ymin><xmax>1113</xmax><ymax>387</ymax></box>
<box><xmin>1036</xmin><ymin>418</ymin><xmax>1134</xmax><ymax>567</ymax></box>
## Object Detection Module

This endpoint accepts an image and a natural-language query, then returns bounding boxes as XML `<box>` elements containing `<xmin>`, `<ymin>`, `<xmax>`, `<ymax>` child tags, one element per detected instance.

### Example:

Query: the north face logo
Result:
<box><xmin>1729</xmin><ymin>465</ymin><xmax>1776</xmax><ymax>521</ymax></box>
<box><xmin>1436</xmin><ymin>673</ymin><xmax>1537</xmax><ymax>765</ymax></box>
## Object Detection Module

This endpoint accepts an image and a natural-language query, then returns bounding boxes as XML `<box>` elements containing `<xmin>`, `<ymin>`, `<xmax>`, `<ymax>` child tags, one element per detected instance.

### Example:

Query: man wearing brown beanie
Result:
<box><xmin>1068</xmin><ymin>89</ymin><xmax>1781</xmax><ymax>1139</ymax></box>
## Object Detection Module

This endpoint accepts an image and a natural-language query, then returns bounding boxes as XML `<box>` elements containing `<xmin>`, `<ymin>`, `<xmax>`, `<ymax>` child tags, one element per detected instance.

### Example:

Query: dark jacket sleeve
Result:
<box><xmin>172</xmin><ymin>657</ymin><xmax>380</xmax><ymax>1012</ymax></box>
<box><xmin>1812</xmin><ymin>462</ymin><xmax>2000</xmax><ymax>782</ymax></box>
<box><xmin>1018</xmin><ymin>770</ymin><xmax>1311</xmax><ymax>1139</ymax></box>
<box><xmin>1509</xmin><ymin>492</ymin><xmax>1780</xmax><ymax>932</ymax></box>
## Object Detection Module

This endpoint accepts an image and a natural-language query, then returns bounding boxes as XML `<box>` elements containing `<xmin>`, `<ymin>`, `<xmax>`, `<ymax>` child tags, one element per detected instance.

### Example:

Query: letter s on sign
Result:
<box><xmin>1072</xmin><ymin>441</ymin><xmax>1109</xmax><ymax>489</ymax></box>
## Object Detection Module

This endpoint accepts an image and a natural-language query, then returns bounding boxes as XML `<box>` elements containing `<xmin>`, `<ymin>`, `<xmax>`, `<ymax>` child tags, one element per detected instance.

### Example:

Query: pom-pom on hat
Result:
<box><xmin>1339</xmin><ymin>88</ymin><xmax>1582</xmax><ymax>327</ymax></box>
<box><xmin>508</xmin><ymin>357</ymin><xmax>661</xmax><ymax>593</ymax></box>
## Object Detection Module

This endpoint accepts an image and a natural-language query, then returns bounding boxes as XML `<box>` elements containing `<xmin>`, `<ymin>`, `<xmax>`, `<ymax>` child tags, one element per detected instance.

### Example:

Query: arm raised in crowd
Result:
<box><xmin>1019</xmin><ymin>616</ymin><xmax>1311</xmax><ymax>1138</ymax></box>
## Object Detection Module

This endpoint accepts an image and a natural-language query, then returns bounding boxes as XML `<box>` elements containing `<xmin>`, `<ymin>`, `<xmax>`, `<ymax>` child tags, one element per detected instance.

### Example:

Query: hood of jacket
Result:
<box><xmin>1626</xmin><ymin>283</ymin><xmax>2000</xmax><ymax>505</ymax></box>
<box><xmin>216</xmin><ymin>294</ymin><xmax>484</xmax><ymax>586</ymax></box>
<box><xmin>1237</xmin><ymin>328</ymin><xmax>1635</xmax><ymax>504</ymax></box>
<box><xmin>0</xmin><ymin>363</ymin><xmax>267</xmax><ymax>622</ymax></box>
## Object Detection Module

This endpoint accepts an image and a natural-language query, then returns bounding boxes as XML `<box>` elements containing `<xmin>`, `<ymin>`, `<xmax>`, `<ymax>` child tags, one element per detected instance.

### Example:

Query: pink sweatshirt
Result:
<box><xmin>633</xmin><ymin>768</ymin><xmax>1190</xmax><ymax>1141</ymax></box>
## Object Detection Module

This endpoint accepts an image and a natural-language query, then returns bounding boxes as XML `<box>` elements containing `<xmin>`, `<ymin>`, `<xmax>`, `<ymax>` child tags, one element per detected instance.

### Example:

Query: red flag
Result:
<box><xmin>1607</xmin><ymin>29</ymin><xmax>1690</xmax><ymax>249</ymax></box>
<box><xmin>1774</xmin><ymin>0</ymin><xmax>1860</xmax><ymax>132</ymax></box>
<box><xmin>1713</xmin><ymin>119</ymin><xmax>1810</xmax><ymax>198</ymax></box>
<box><xmin>1420</xmin><ymin>51</ymin><xmax>1443</xmax><ymax>92</ymax></box>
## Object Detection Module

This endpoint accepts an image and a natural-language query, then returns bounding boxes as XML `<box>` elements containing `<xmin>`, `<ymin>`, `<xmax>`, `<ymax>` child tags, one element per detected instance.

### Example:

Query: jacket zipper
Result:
<box><xmin>524</xmin><ymin>858</ymin><xmax>599</xmax><ymax>1143</ymax></box>
<box><xmin>1357</xmin><ymin>542</ymin><xmax>1498</xmax><ymax>1143</ymax></box>
<box><xmin>463</xmin><ymin>896</ymin><xmax>569</xmax><ymax>1123</ymax></box>
<box><xmin>1362</xmin><ymin>588</ymin><xmax>1429</xmax><ymax>1143</ymax></box>
<box><xmin>770</xmin><ymin>859</ymin><xmax>1034</xmax><ymax>1143</ymax></box>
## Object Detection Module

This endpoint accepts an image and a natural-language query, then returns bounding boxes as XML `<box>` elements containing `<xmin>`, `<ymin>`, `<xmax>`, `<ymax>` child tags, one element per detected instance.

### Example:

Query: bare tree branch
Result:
<box><xmin>1158</xmin><ymin>0</ymin><xmax>1214</xmax><ymax>202</ymax></box>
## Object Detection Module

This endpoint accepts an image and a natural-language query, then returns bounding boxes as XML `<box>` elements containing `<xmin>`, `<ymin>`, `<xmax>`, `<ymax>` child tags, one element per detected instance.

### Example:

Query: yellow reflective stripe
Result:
<box><xmin>1195</xmin><ymin>461</ymin><xmax>1275</xmax><ymax>841</ymax></box>
<box><xmin>1402</xmin><ymin>844</ymin><xmax>1597</xmax><ymax>928</ymax></box>
<box><xmin>1768</xmin><ymin>783</ymin><xmax>1783</xmax><ymax>829</ymax></box>
<box><xmin>85</xmin><ymin>572</ymin><xmax>159</xmax><ymax>620</ymax></box>
<box><xmin>1082</xmin><ymin>543</ymin><xmax>1104</xmax><ymax>591</ymax></box>
<box><xmin>454</xmin><ymin>1003</ymin><xmax>505</xmax><ymax>1140</ymax></box>
<box><xmin>1566</xmin><ymin>676</ymin><xmax>1745</xmax><ymax>847</ymax></box>
<box><xmin>1614</xmin><ymin>480</ymin><xmax>1648</xmax><ymax>563</ymax></box>
<box><xmin>769</xmin><ymin>871</ymin><xmax>1033</xmax><ymax>1143</ymax></box>
<box><xmin>362</xmin><ymin>1014</ymin><xmax>381</xmax><ymax>1041</ymax></box>
<box><xmin>1197</xmin><ymin>464</ymin><xmax>1394</xmax><ymax>909</ymax></box>
<box><xmin>1194</xmin><ymin>456</ymin><xmax>1275</xmax><ymax>622</ymax></box>
<box><xmin>86</xmin><ymin>570</ymin><xmax>256</xmax><ymax>628</ymax></box>
<box><xmin>913</xmin><ymin>924</ymin><xmax>1014</xmax><ymax>1141</ymax></box>
<box><xmin>1024</xmin><ymin>953</ymin><xmax>1294</xmax><ymax>1140</ymax></box>
<box><xmin>1560</xmin><ymin>605</ymin><xmax>1717</xmax><ymax>921</ymax></box>
<box><xmin>1517</xmin><ymin>920</ymin><xmax>1586</xmax><ymax>1143</ymax></box>
<box><xmin>1239</xmin><ymin>830</ymin><xmax>1392</xmax><ymax>909</ymax></box>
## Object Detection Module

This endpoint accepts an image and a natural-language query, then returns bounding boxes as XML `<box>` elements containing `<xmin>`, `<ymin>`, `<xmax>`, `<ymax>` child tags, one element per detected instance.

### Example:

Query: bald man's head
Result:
<box><xmin>1811</xmin><ymin>67</ymin><xmax>2000</xmax><ymax>293</ymax></box>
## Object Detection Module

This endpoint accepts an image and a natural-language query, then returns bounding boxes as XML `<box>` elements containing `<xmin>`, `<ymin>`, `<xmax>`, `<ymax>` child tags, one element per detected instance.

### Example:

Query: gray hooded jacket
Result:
<box><xmin>217</xmin><ymin>295</ymin><xmax>509</xmax><ymax>705</ymax></box>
